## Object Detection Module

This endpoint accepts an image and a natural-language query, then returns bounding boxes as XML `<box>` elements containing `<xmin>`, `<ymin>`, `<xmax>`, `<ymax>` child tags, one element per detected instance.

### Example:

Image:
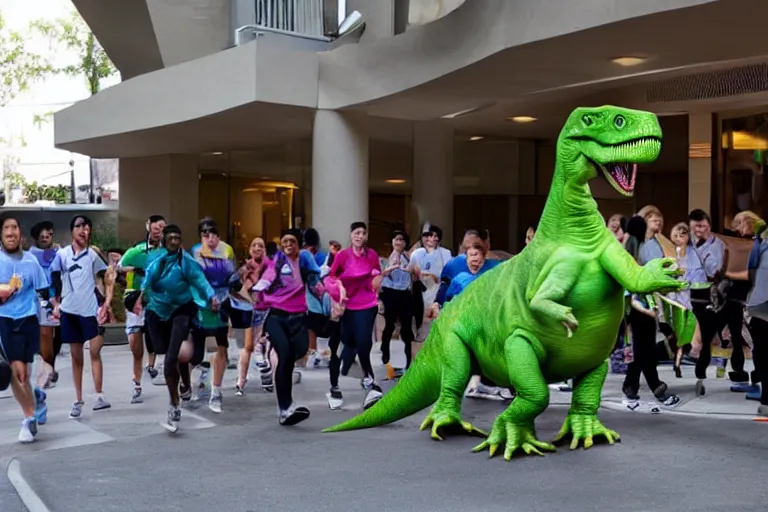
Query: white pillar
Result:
<box><xmin>411</xmin><ymin>121</ymin><xmax>454</xmax><ymax>248</ymax></box>
<box><xmin>688</xmin><ymin>113</ymin><xmax>713</xmax><ymax>215</ymax></box>
<box><xmin>312</xmin><ymin>110</ymin><xmax>369</xmax><ymax>245</ymax></box>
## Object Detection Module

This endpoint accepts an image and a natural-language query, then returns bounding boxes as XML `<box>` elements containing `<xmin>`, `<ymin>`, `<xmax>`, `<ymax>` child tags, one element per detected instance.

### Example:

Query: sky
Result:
<box><xmin>0</xmin><ymin>0</ymin><xmax>120</xmax><ymax>187</ymax></box>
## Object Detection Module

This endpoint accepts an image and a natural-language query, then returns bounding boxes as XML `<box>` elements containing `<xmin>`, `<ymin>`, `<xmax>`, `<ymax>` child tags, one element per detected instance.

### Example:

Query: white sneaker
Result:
<box><xmin>499</xmin><ymin>388</ymin><xmax>515</xmax><ymax>401</ymax></box>
<box><xmin>327</xmin><ymin>387</ymin><xmax>344</xmax><ymax>410</ymax></box>
<box><xmin>152</xmin><ymin>364</ymin><xmax>166</xmax><ymax>386</ymax></box>
<box><xmin>623</xmin><ymin>398</ymin><xmax>661</xmax><ymax>414</ymax></box>
<box><xmin>466</xmin><ymin>383</ymin><xmax>505</xmax><ymax>401</ymax></box>
<box><xmin>18</xmin><ymin>418</ymin><xmax>37</xmax><ymax>444</ymax></box>
<box><xmin>363</xmin><ymin>388</ymin><xmax>382</xmax><ymax>410</ymax></box>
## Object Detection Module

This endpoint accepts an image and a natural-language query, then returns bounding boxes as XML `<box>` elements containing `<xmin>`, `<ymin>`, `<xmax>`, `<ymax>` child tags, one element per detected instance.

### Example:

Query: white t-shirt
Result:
<box><xmin>410</xmin><ymin>247</ymin><xmax>453</xmax><ymax>281</ymax></box>
<box><xmin>51</xmin><ymin>246</ymin><xmax>107</xmax><ymax>317</ymax></box>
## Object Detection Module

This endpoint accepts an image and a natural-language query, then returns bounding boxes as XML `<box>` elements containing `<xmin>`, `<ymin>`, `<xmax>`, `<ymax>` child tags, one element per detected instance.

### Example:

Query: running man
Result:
<box><xmin>0</xmin><ymin>215</ymin><xmax>50</xmax><ymax>443</ymax></box>
<box><xmin>190</xmin><ymin>217</ymin><xmax>237</xmax><ymax>413</ymax></box>
<box><xmin>141</xmin><ymin>224</ymin><xmax>216</xmax><ymax>432</ymax></box>
<box><xmin>27</xmin><ymin>221</ymin><xmax>62</xmax><ymax>389</ymax></box>
<box><xmin>118</xmin><ymin>214</ymin><xmax>166</xmax><ymax>403</ymax></box>
<box><xmin>51</xmin><ymin>215</ymin><xmax>115</xmax><ymax>418</ymax></box>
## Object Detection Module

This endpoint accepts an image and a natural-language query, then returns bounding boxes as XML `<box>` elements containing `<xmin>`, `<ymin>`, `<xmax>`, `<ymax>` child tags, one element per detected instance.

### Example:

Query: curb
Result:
<box><xmin>599</xmin><ymin>400</ymin><xmax>760</xmax><ymax>421</ymax></box>
<box><xmin>6</xmin><ymin>458</ymin><xmax>50</xmax><ymax>512</ymax></box>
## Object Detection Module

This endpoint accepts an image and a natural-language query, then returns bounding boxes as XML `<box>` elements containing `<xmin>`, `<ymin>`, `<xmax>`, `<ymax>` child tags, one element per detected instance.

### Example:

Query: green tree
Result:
<box><xmin>31</xmin><ymin>11</ymin><xmax>117</xmax><ymax>95</ymax></box>
<box><xmin>0</xmin><ymin>12</ymin><xmax>51</xmax><ymax>106</ymax></box>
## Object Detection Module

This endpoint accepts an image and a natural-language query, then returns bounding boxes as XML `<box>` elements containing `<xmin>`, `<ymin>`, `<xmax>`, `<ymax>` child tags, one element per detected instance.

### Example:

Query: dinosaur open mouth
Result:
<box><xmin>599</xmin><ymin>163</ymin><xmax>637</xmax><ymax>197</ymax></box>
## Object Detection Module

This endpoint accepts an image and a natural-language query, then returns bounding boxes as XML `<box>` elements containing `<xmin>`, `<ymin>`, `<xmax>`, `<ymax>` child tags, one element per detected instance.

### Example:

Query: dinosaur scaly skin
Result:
<box><xmin>323</xmin><ymin>106</ymin><xmax>685</xmax><ymax>460</ymax></box>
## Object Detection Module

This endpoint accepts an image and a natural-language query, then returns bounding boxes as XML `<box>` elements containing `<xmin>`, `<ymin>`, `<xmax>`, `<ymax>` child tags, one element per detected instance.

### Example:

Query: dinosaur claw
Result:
<box><xmin>562</xmin><ymin>322</ymin><xmax>573</xmax><ymax>338</ymax></box>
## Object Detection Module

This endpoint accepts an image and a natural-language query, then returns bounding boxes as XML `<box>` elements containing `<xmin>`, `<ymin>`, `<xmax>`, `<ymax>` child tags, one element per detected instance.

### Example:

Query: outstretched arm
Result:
<box><xmin>599</xmin><ymin>240</ymin><xmax>682</xmax><ymax>294</ymax></box>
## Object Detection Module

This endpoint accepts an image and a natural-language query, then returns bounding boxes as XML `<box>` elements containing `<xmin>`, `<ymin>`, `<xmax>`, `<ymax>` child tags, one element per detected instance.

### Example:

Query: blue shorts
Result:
<box><xmin>60</xmin><ymin>312</ymin><xmax>100</xmax><ymax>344</ymax></box>
<box><xmin>252</xmin><ymin>309</ymin><xmax>269</xmax><ymax>329</ymax></box>
<box><xmin>0</xmin><ymin>315</ymin><xmax>40</xmax><ymax>364</ymax></box>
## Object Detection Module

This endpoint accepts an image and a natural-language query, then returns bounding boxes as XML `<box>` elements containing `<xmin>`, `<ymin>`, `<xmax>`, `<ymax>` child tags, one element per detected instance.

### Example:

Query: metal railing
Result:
<box><xmin>255</xmin><ymin>0</ymin><xmax>326</xmax><ymax>38</ymax></box>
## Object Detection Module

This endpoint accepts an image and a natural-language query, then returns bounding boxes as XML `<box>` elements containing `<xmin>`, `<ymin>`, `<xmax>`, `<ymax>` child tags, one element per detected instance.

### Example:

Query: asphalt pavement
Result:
<box><xmin>2</xmin><ymin>340</ymin><xmax>767</xmax><ymax>512</ymax></box>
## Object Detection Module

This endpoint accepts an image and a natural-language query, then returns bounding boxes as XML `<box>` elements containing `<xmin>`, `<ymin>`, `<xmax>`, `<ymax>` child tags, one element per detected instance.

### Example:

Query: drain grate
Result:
<box><xmin>647</xmin><ymin>63</ymin><xmax>768</xmax><ymax>103</ymax></box>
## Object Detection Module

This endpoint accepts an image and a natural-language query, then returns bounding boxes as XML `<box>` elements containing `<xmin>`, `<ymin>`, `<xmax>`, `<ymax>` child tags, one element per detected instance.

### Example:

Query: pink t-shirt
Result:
<box><xmin>254</xmin><ymin>255</ymin><xmax>306</xmax><ymax>313</ymax></box>
<box><xmin>328</xmin><ymin>247</ymin><xmax>381</xmax><ymax>311</ymax></box>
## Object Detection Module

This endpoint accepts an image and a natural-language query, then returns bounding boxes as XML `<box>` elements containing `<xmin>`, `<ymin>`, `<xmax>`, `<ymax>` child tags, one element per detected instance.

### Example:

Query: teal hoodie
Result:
<box><xmin>142</xmin><ymin>249</ymin><xmax>215</xmax><ymax>321</ymax></box>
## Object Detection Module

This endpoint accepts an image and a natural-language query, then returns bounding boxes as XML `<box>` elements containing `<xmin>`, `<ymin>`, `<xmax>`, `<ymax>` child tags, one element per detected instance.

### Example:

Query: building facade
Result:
<box><xmin>54</xmin><ymin>0</ymin><xmax>768</xmax><ymax>256</ymax></box>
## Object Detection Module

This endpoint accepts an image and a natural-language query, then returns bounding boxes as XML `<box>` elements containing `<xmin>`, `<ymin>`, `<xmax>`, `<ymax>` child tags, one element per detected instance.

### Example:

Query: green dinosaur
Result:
<box><xmin>323</xmin><ymin>106</ymin><xmax>685</xmax><ymax>460</ymax></box>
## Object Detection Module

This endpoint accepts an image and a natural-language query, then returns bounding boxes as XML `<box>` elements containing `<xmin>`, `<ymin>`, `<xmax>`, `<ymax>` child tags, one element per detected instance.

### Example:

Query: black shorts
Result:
<box><xmin>0</xmin><ymin>315</ymin><xmax>40</xmax><ymax>364</ymax></box>
<box><xmin>305</xmin><ymin>312</ymin><xmax>334</xmax><ymax>338</ymax></box>
<box><xmin>191</xmin><ymin>326</ymin><xmax>229</xmax><ymax>348</ymax></box>
<box><xmin>145</xmin><ymin>302</ymin><xmax>198</xmax><ymax>355</ymax></box>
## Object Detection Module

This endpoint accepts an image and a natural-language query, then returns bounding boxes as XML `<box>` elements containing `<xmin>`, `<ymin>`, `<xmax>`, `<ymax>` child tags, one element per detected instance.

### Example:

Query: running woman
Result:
<box><xmin>27</xmin><ymin>221</ymin><xmax>62</xmax><ymax>389</ymax></box>
<box><xmin>51</xmin><ymin>215</ymin><xmax>115</xmax><ymax>418</ymax></box>
<box><xmin>141</xmin><ymin>225</ymin><xmax>216</xmax><ymax>432</ymax></box>
<box><xmin>326</xmin><ymin>222</ymin><xmax>384</xmax><ymax>410</ymax></box>
<box><xmin>190</xmin><ymin>217</ymin><xmax>237</xmax><ymax>413</ymax></box>
<box><xmin>235</xmin><ymin>236</ymin><xmax>270</xmax><ymax>395</ymax></box>
<box><xmin>253</xmin><ymin>228</ymin><xmax>323</xmax><ymax>425</ymax></box>
<box><xmin>379</xmin><ymin>230</ymin><xmax>415</xmax><ymax>375</ymax></box>
<box><xmin>118</xmin><ymin>214</ymin><xmax>166</xmax><ymax>403</ymax></box>
<box><xmin>0</xmin><ymin>215</ymin><xmax>49</xmax><ymax>442</ymax></box>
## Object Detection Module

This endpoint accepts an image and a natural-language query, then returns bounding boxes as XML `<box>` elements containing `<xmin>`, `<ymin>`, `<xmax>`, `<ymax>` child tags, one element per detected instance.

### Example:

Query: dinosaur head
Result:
<box><xmin>558</xmin><ymin>106</ymin><xmax>662</xmax><ymax>197</ymax></box>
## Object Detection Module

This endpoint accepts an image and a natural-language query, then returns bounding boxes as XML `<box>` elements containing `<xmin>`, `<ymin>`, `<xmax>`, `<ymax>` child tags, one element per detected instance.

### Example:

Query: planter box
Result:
<box><xmin>103</xmin><ymin>324</ymin><xmax>127</xmax><ymax>346</ymax></box>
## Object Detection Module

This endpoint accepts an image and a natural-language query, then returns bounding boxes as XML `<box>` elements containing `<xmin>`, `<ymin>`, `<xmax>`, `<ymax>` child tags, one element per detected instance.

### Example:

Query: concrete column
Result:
<box><xmin>118</xmin><ymin>154</ymin><xmax>199</xmax><ymax>244</ymax></box>
<box><xmin>312</xmin><ymin>110</ymin><xmax>369</xmax><ymax>245</ymax></box>
<box><xmin>411</xmin><ymin>121</ymin><xmax>454</xmax><ymax>248</ymax></box>
<box><xmin>688</xmin><ymin>113</ymin><xmax>713</xmax><ymax>214</ymax></box>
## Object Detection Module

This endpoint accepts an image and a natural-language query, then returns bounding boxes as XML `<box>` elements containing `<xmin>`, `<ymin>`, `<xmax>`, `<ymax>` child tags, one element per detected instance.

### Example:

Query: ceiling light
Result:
<box><xmin>469</xmin><ymin>136</ymin><xmax>484</xmax><ymax>141</ymax></box>
<box><xmin>507</xmin><ymin>116</ymin><xmax>537</xmax><ymax>123</ymax></box>
<box><xmin>204</xmin><ymin>151</ymin><xmax>224</xmax><ymax>155</ymax></box>
<box><xmin>385</xmin><ymin>179</ymin><xmax>406</xmax><ymax>184</ymax></box>
<box><xmin>611</xmin><ymin>56</ymin><xmax>646</xmax><ymax>67</ymax></box>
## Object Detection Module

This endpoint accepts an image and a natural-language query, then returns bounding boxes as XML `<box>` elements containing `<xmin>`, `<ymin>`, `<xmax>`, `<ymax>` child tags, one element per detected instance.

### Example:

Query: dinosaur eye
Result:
<box><xmin>614</xmin><ymin>115</ymin><xmax>625</xmax><ymax>128</ymax></box>
<box><xmin>581</xmin><ymin>115</ymin><xmax>594</xmax><ymax>126</ymax></box>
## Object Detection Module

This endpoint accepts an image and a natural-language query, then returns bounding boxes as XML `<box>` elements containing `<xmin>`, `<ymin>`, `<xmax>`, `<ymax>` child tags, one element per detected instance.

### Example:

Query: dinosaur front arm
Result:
<box><xmin>599</xmin><ymin>241</ymin><xmax>681</xmax><ymax>294</ymax></box>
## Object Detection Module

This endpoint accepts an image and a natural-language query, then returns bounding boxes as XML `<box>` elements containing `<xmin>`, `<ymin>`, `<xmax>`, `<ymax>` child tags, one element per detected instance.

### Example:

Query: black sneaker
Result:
<box><xmin>279</xmin><ymin>403</ymin><xmax>310</xmax><ymax>426</ymax></box>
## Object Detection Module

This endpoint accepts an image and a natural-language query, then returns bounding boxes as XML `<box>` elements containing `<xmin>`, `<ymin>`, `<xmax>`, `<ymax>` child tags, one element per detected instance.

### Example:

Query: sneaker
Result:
<box><xmin>695</xmin><ymin>379</ymin><xmax>706</xmax><ymax>397</ymax></box>
<box><xmin>278</xmin><ymin>403</ymin><xmax>310</xmax><ymax>426</ymax></box>
<box><xmin>499</xmin><ymin>388</ymin><xmax>515</xmax><ymax>401</ymax></box>
<box><xmin>19</xmin><ymin>417</ymin><xmax>37</xmax><ymax>444</ymax></box>
<box><xmin>306</xmin><ymin>351</ymin><xmax>321</xmax><ymax>370</ymax></box>
<box><xmin>235</xmin><ymin>384</ymin><xmax>245</xmax><ymax>397</ymax></box>
<box><xmin>146</xmin><ymin>365</ymin><xmax>159</xmax><ymax>380</ymax></box>
<box><xmin>327</xmin><ymin>387</ymin><xmax>344</xmax><ymax>410</ymax></box>
<box><xmin>260</xmin><ymin>372</ymin><xmax>274</xmax><ymax>393</ymax></box>
<box><xmin>659</xmin><ymin>395</ymin><xmax>680</xmax><ymax>407</ymax></box>
<box><xmin>34</xmin><ymin>388</ymin><xmax>47</xmax><ymax>425</ymax></box>
<box><xmin>362</xmin><ymin>378</ymin><xmax>383</xmax><ymax>410</ymax></box>
<box><xmin>69</xmin><ymin>400</ymin><xmax>85</xmax><ymax>419</ymax></box>
<box><xmin>131</xmin><ymin>383</ymin><xmax>143</xmax><ymax>404</ymax></box>
<box><xmin>623</xmin><ymin>398</ymin><xmax>661</xmax><ymax>414</ymax></box>
<box><xmin>152</xmin><ymin>365</ymin><xmax>166</xmax><ymax>386</ymax></box>
<box><xmin>161</xmin><ymin>406</ymin><xmax>180</xmax><ymax>433</ymax></box>
<box><xmin>93</xmin><ymin>395</ymin><xmax>111</xmax><ymax>411</ymax></box>
<box><xmin>746</xmin><ymin>386</ymin><xmax>762</xmax><ymax>401</ymax></box>
<box><xmin>50</xmin><ymin>371</ymin><xmax>59</xmax><ymax>384</ymax></box>
<box><xmin>209</xmin><ymin>390</ymin><xmax>223</xmax><ymax>413</ymax></box>
<box><xmin>179</xmin><ymin>385</ymin><xmax>192</xmax><ymax>402</ymax></box>
<box><xmin>195</xmin><ymin>372</ymin><xmax>211</xmax><ymax>401</ymax></box>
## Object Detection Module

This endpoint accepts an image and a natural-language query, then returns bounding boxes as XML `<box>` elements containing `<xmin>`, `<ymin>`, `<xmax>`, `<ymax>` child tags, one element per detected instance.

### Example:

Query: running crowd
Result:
<box><xmin>0</xmin><ymin>204</ymin><xmax>766</xmax><ymax>443</ymax></box>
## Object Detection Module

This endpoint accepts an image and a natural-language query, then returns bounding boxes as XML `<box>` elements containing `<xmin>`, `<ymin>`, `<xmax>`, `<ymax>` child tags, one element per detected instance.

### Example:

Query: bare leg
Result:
<box><xmin>213</xmin><ymin>346</ymin><xmax>227</xmax><ymax>388</ymax></box>
<box><xmin>129</xmin><ymin>332</ymin><xmax>144</xmax><ymax>383</ymax></box>
<box><xmin>10</xmin><ymin>362</ymin><xmax>35</xmax><ymax>417</ymax></box>
<box><xmin>89</xmin><ymin>336</ymin><xmax>105</xmax><ymax>394</ymax></box>
<box><xmin>70</xmin><ymin>343</ymin><xmax>85</xmax><ymax>402</ymax></box>
<box><xmin>238</xmin><ymin>326</ymin><xmax>257</xmax><ymax>388</ymax></box>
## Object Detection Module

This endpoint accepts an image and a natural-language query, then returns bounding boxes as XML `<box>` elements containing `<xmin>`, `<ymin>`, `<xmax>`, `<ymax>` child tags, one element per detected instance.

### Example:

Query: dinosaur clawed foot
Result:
<box><xmin>554</xmin><ymin>413</ymin><xmax>620</xmax><ymax>450</ymax></box>
<box><xmin>420</xmin><ymin>408</ymin><xmax>487</xmax><ymax>441</ymax></box>
<box><xmin>472</xmin><ymin>417</ymin><xmax>556</xmax><ymax>460</ymax></box>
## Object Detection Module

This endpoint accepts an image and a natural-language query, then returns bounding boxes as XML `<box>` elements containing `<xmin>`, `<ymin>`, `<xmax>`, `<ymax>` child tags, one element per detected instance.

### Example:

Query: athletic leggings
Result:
<box><xmin>323</xmin><ymin>321</ymin><xmax>342</xmax><ymax>388</ymax></box>
<box><xmin>379</xmin><ymin>287</ymin><xmax>415</xmax><ymax>368</ymax></box>
<box><xmin>340</xmin><ymin>306</ymin><xmax>378</xmax><ymax>381</ymax></box>
<box><xmin>264</xmin><ymin>309</ymin><xmax>309</xmax><ymax>411</ymax></box>
<box><xmin>146</xmin><ymin>302</ymin><xmax>198</xmax><ymax>405</ymax></box>
<box><xmin>623</xmin><ymin>308</ymin><xmax>664</xmax><ymax>397</ymax></box>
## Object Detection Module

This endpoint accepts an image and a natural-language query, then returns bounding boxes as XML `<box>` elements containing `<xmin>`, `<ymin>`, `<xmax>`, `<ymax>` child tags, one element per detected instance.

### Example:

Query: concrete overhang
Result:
<box><xmin>57</xmin><ymin>0</ymin><xmax>768</xmax><ymax>157</ymax></box>
<box><xmin>54</xmin><ymin>41</ymin><xmax>319</xmax><ymax>158</ymax></box>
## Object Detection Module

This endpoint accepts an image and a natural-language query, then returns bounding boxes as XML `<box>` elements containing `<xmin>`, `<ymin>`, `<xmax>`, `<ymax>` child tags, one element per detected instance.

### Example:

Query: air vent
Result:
<box><xmin>647</xmin><ymin>63</ymin><xmax>768</xmax><ymax>103</ymax></box>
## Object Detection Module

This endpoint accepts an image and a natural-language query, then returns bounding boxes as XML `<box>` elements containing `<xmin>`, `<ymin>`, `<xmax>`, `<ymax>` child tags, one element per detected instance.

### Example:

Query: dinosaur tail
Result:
<box><xmin>322</xmin><ymin>337</ymin><xmax>442</xmax><ymax>433</ymax></box>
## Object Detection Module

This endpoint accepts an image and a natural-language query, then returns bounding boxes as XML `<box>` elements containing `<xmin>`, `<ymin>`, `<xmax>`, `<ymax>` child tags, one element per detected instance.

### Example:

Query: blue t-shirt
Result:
<box><xmin>436</xmin><ymin>255</ymin><xmax>500</xmax><ymax>305</ymax></box>
<box><xmin>51</xmin><ymin>246</ymin><xmax>108</xmax><ymax>317</ymax></box>
<box><xmin>444</xmin><ymin>259</ymin><xmax>501</xmax><ymax>303</ymax></box>
<box><xmin>0</xmin><ymin>250</ymin><xmax>48</xmax><ymax>320</ymax></box>
<box><xmin>28</xmin><ymin>245</ymin><xmax>59</xmax><ymax>297</ymax></box>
